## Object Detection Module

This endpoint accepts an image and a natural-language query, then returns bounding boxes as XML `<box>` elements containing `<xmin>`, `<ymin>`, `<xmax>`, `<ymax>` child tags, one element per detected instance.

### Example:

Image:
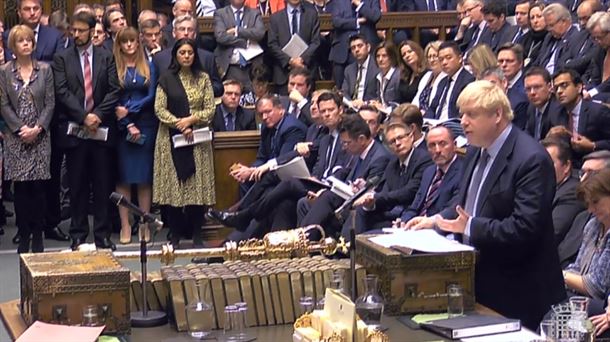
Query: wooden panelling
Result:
<box><xmin>212</xmin><ymin>130</ymin><xmax>260</xmax><ymax>210</ymax></box>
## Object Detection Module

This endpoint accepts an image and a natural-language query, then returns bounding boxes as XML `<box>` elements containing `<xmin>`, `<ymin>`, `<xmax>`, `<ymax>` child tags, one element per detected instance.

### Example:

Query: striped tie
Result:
<box><xmin>420</xmin><ymin>168</ymin><xmax>444</xmax><ymax>216</ymax></box>
<box><xmin>196</xmin><ymin>0</ymin><xmax>204</xmax><ymax>17</ymax></box>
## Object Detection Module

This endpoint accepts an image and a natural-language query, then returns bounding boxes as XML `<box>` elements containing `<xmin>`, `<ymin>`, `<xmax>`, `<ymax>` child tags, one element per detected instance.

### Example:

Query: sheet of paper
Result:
<box><xmin>16</xmin><ymin>321</ymin><xmax>105</xmax><ymax>342</ymax></box>
<box><xmin>236</xmin><ymin>41</ymin><xmax>264</xmax><ymax>61</ymax></box>
<box><xmin>281</xmin><ymin>34</ymin><xmax>308</xmax><ymax>58</ymax></box>
<box><xmin>368</xmin><ymin>230</ymin><xmax>474</xmax><ymax>253</ymax></box>
<box><xmin>172</xmin><ymin>127</ymin><xmax>212</xmax><ymax>148</ymax></box>
<box><xmin>273</xmin><ymin>156</ymin><xmax>311</xmax><ymax>180</ymax></box>
<box><xmin>460</xmin><ymin>328</ymin><xmax>542</xmax><ymax>341</ymax></box>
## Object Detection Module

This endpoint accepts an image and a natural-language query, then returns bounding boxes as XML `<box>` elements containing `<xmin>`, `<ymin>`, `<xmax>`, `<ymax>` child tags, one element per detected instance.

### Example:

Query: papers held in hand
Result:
<box><xmin>67</xmin><ymin>121</ymin><xmax>108</xmax><ymax>141</ymax></box>
<box><xmin>368</xmin><ymin>230</ymin><xmax>474</xmax><ymax>253</ymax></box>
<box><xmin>172</xmin><ymin>127</ymin><xmax>212</xmax><ymax>148</ymax></box>
<box><xmin>236</xmin><ymin>41</ymin><xmax>264</xmax><ymax>61</ymax></box>
<box><xmin>420</xmin><ymin>314</ymin><xmax>521</xmax><ymax>339</ymax></box>
<box><xmin>272</xmin><ymin>156</ymin><xmax>310</xmax><ymax>181</ymax></box>
<box><xmin>281</xmin><ymin>34</ymin><xmax>308</xmax><ymax>58</ymax></box>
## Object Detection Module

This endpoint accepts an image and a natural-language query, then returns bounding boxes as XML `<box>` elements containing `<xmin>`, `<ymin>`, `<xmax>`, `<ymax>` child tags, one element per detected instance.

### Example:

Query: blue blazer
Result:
<box><xmin>524</xmin><ymin>96</ymin><xmax>564</xmax><ymax>141</ymax></box>
<box><xmin>152</xmin><ymin>47</ymin><xmax>224</xmax><ymax>97</ymax></box>
<box><xmin>376</xmin><ymin>68</ymin><xmax>402</xmax><ymax>107</ymax></box>
<box><xmin>400</xmin><ymin>156</ymin><xmax>463</xmax><ymax>222</ymax></box>
<box><xmin>441</xmin><ymin>126</ymin><xmax>566</xmax><ymax>329</ymax></box>
<box><xmin>4</xmin><ymin>25</ymin><xmax>65</xmax><ymax>63</ymax></box>
<box><xmin>253</xmin><ymin>114</ymin><xmax>307</xmax><ymax>167</ymax></box>
<box><xmin>212</xmin><ymin>105</ymin><xmax>257</xmax><ymax>132</ymax></box>
<box><xmin>425</xmin><ymin>68</ymin><xmax>475</xmax><ymax>119</ymax></box>
<box><xmin>507</xmin><ymin>74</ymin><xmax>529</xmax><ymax>130</ymax></box>
<box><xmin>334</xmin><ymin>139</ymin><xmax>391</xmax><ymax>181</ymax></box>
<box><xmin>327</xmin><ymin>0</ymin><xmax>381</xmax><ymax>64</ymax></box>
<box><xmin>550</xmin><ymin>99</ymin><xmax>610</xmax><ymax>153</ymax></box>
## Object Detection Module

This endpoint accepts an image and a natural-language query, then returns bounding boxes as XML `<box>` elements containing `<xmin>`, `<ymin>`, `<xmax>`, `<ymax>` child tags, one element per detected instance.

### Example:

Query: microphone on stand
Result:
<box><xmin>109</xmin><ymin>192</ymin><xmax>163</xmax><ymax>230</ymax></box>
<box><xmin>334</xmin><ymin>175</ymin><xmax>382</xmax><ymax>220</ymax></box>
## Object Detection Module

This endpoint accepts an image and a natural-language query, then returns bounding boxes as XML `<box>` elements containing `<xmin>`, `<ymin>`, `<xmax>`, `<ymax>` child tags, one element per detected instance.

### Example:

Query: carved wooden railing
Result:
<box><xmin>198</xmin><ymin>11</ymin><xmax>459</xmax><ymax>44</ymax></box>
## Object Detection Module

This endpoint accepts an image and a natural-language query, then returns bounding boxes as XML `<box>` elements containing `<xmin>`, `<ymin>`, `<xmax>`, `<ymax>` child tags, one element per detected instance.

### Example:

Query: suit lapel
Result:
<box><xmin>578</xmin><ymin>101</ymin><xmax>589</xmax><ymax>134</ymax></box>
<box><xmin>72</xmin><ymin>48</ymin><xmax>85</xmax><ymax>90</ymax></box>
<box><xmin>92</xmin><ymin>47</ymin><xmax>102</xmax><ymax>93</ymax></box>
<box><xmin>475</xmin><ymin>128</ymin><xmax>516</xmax><ymax>214</ymax></box>
<box><xmin>459</xmin><ymin>148</ymin><xmax>480</xmax><ymax>206</ymax></box>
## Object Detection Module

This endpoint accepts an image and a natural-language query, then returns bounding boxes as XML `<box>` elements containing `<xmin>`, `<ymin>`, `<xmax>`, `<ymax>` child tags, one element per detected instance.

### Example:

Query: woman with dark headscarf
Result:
<box><xmin>153</xmin><ymin>38</ymin><xmax>215</xmax><ymax>248</ymax></box>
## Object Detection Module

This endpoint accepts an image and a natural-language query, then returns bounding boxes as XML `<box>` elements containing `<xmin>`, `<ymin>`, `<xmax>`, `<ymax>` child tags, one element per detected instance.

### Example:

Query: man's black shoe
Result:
<box><xmin>45</xmin><ymin>227</ymin><xmax>70</xmax><ymax>241</ymax></box>
<box><xmin>96</xmin><ymin>238</ymin><xmax>116</xmax><ymax>251</ymax></box>
<box><xmin>12</xmin><ymin>234</ymin><xmax>20</xmax><ymax>244</ymax></box>
<box><xmin>70</xmin><ymin>238</ymin><xmax>85</xmax><ymax>251</ymax></box>
<box><xmin>206</xmin><ymin>209</ymin><xmax>248</xmax><ymax>228</ymax></box>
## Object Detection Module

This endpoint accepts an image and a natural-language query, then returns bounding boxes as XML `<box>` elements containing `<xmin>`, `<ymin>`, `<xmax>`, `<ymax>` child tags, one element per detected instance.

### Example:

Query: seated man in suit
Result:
<box><xmin>228</xmin><ymin>94</ymin><xmax>307</xmax><ymax>187</ymax></box>
<box><xmin>541</xmin><ymin>138</ymin><xmax>586</xmax><ymax>267</ymax></box>
<box><xmin>497</xmin><ymin>43</ymin><xmax>528</xmax><ymax>129</ymax></box>
<box><xmin>456</xmin><ymin>0</ymin><xmax>488</xmax><ymax>53</ymax></box>
<box><xmin>281</xmin><ymin>67</ymin><xmax>313</xmax><ymax>127</ymax></box>
<box><xmin>548</xmin><ymin>68</ymin><xmax>610</xmax><ymax>164</ymax></box>
<box><xmin>524</xmin><ymin>67</ymin><xmax>564</xmax><ymax>140</ymax></box>
<box><xmin>481</xmin><ymin>67</ymin><xmax>529</xmax><ymax>134</ymax></box>
<box><xmin>358</xmin><ymin>104</ymin><xmax>383</xmax><ymax>141</ymax></box>
<box><xmin>510</xmin><ymin>0</ymin><xmax>530</xmax><ymax>44</ymax></box>
<box><xmin>396</xmin><ymin>124</ymin><xmax>463</xmax><ymax>225</ymax></box>
<box><xmin>426</xmin><ymin>41</ymin><xmax>475</xmax><ymax>120</ymax></box>
<box><xmin>153</xmin><ymin>15</ymin><xmax>224</xmax><ymax>97</ymax></box>
<box><xmin>267</xmin><ymin>0</ymin><xmax>320</xmax><ymax>93</ymax></box>
<box><xmin>162</xmin><ymin>0</ymin><xmax>194</xmax><ymax>48</ymax></box>
<box><xmin>583</xmin><ymin>11</ymin><xmax>610</xmax><ymax>101</ymax></box>
<box><xmin>351</xmin><ymin>119</ymin><xmax>433</xmax><ymax>234</ymax></box>
<box><xmin>299</xmin><ymin>114</ymin><xmax>391</xmax><ymax>238</ymax></box>
<box><xmin>341</xmin><ymin>34</ymin><xmax>380</xmax><ymax>110</ymax></box>
<box><xmin>481</xmin><ymin>1</ymin><xmax>517</xmax><ymax>52</ymax></box>
<box><xmin>213</xmin><ymin>91</ymin><xmax>349</xmax><ymax>235</ymax></box>
<box><xmin>534</xmin><ymin>3</ymin><xmax>581</xmax><ymax>75</ymax></box>
<box><xmin>407</xmin><ymin>80</ymin><xmax>566</xmax><ymax>330</ymax></box>
<box><xmin>213</xmin><ymin>79</ymin><xmax>257</xmax><ymax>132</ymax></box>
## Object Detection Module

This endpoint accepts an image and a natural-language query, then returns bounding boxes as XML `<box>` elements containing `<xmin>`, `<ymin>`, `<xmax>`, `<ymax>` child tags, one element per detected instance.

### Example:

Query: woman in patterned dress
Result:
<box><xmin>0</xmin><ymin>25</ymin><xmax>54</xmax><ymax>253</ymax></box>
<box><xmin>153</xmin><ymin>38</ymin><xmax>215</xmax><ymax>248</ymax></box>
<box><xmin>113</xmin><ymin>27</ymin><xmax>158</xmax><ymax>244</ymax></box>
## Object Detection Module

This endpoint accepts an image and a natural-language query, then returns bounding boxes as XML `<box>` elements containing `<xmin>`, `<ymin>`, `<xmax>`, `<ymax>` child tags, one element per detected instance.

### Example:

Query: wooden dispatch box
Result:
<box><xmin>355</xmin><ymin>235</ymin><xmax>476</xmax><ymax>315</ymax></box>
<box><xmin>19</xmin><ymin>251</ymin><xmax>131</xmax><ymax>334</ymax></box>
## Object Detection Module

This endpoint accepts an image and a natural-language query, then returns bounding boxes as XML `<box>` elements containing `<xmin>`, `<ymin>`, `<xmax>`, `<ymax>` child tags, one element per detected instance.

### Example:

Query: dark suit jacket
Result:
<box><xmin>550</xmin><ymin>99</ymin><xmax>610</xmax><ymax>153</ymax></box>
<box><xmin>507</xmin><ymin>74</ymin><xmax>528</xmax><ymax>130</ymax></box>
<box><xmin>334</xmin><ymin>139</ymin><xmax>391</xmax><ymax>182</ymax></box>
<box><xmin>213</xmin><ymin>5</ymin><xmax>266</xmax><ymax>77</ymax></box>
<box><xmin>441</xmin><ymin>126</ymin><xmax>566</xmax><ymax>329</ymax></box>
<box><xmin>311</xmin><ymin>132</ymin><xmax>350</xmax><ymax>179</ymax></box>
<box><xmin>400</xmin><ymin>157</ymin><xmax>463</xmax><ymax>222</ymax></box>
<box><xmin>212</xmin><ymin>104</ymin><xmax>257</xmax><ymax>132</ymax></box>
<box><xmin>534</xmin><ymin>26</ymin><xmax>581</xmax><ymax>68</ymax></box>
<box><xmin>4</xmin><ymin>25</ymin><xmax>64</xmax><ymax>63</ymax></box>
<box><xmin>52</xmin><ymin>45</ymin><xmax>120</xmax><ymax>148</ymax></box>
<box><xmin>374</xmin><ymin>144</ymin><xmax>433</xmax><ymax>211</ymax></box>
<box><xmin>253</xmin><ymin>114</ymin><xmax>307</xmax><ymax>167</ymax></box>
<box><xmin>280</xmin><ymin>95</ymin><xmax>312</xmax><ymax>126</ymax></box>
<box><xmin>267</xmin><ymin>2</ymin><xmax>321</xmax><ymax>85</ymax></box>
<box><xmin>426</xmin><ymin>68</ymin><xmax>475</xmax><ymax>119</ymax></box>
<box><xmin>406</xmin><ymin>0</ymin><xmax>453</xmax><ymax>11</ymax></box>
<box><xmin>525</xmin><ymin>96</ymin><xmax>564</xmax><ymax>140</ymax></box>
<box><xmin>558</xmin><ymin>210</ymin><xmax>591</xmax><ymax>269</ymax></box>
<box><xmin>276</xmin><ymin>124</ymin><xmax>328</xmax><ymax>171</ymax></box>
<box><xmin>327</xmin><ymin>0</ymin><xmax>381</xmax><ymax>64</ymax></box>
<box><xmin>153</xmin><ymin>47</ymin><xmax>224</xmax><ymax>97</ymax></box>
<box><xmin>459</xmin><ymin>23</ymin><xmax>488</xmax><ymax>53</ymax></box>
<box><xmin>490</xmin><ymin>22</ymin><xmax>517</xmax><ymax>52</ymax></box>
<box><xmin>553</xmin><ymin>175</ymin><xmax>585</xmax><ymax>252</ymax></box>
<box><xmin>341</xmin><ymin>55</ymin><xmax>379</xmax><ymax>101</ymax></box>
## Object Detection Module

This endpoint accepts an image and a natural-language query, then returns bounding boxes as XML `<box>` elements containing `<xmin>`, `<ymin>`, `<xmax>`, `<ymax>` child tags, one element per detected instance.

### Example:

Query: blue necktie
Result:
<box><xmin>235</xmin><ymin>9</ymin><xmax>247</xmax><ymax>67</ymax></box>
<box><xmin>436</xmin><ymin>77</ymin><xmax>453</xmax><ymax>119</ymax></box>
<box><xmin>291</xmin><ymin>8</ymin><xmax>299</xmax><ymax>35</ymax></box>
<box><xmin>226</xmin><ymin>112</ymin><xmax>235</xmax><ymax>131</ymax></box>
<box><xmin>464</xmin><ymin>150</ymin><xmax>490</xmax><ymax>216</ymax></box>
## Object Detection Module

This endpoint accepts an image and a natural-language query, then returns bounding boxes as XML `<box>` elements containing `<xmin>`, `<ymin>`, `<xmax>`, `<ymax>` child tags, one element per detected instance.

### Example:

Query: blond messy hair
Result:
<box><xmin>456</xmin><ymin>80</ymin><xmax>514</xmax><ymax>121</ymax></box>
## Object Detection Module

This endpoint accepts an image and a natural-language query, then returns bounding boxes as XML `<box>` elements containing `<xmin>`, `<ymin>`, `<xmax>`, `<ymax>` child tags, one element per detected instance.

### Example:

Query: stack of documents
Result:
<box><xmin>368</xmin><ymin>230</ymin><xmax>474</xmax><ymax>253</ymax></box>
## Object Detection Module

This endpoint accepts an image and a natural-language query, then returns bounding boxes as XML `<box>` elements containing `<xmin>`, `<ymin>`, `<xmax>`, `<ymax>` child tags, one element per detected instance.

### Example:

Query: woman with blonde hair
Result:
<box><xmin>113</xmin><ymin>27</ymin><xmax>158</xmax><ymax>244</ymax></box>
<box><xmin>0</xmin><ymin>25</ymin><xmax>54</xmax><ymax>253</ymax></box>
<box><xmin>413</xmin><ymin>41</ymin><xmax>445</xmax><ymax>112</ymax></box>
<box><xmin>466</xmin><ymin>44</ymin><xmax>498</xmax><ymax>79</ymax></box>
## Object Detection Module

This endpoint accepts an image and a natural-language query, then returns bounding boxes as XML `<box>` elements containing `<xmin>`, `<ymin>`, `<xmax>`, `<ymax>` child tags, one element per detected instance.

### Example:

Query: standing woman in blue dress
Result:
<box><xmin>113</xmin><ymin>27</ymin><xmax>158</xmax><ymax>244</ymax></box>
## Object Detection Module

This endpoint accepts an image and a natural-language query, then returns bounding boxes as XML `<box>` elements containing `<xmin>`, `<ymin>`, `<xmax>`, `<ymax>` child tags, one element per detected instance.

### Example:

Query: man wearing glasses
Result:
<box><xmin>456</xmin><ymin>0</ymin><xmax>487</xmax><ymax>53</ymax></box>
<box><xmin>547</xmin><ymin>68</ymin><xmax>610</xmax><ymax>166</ymax></box>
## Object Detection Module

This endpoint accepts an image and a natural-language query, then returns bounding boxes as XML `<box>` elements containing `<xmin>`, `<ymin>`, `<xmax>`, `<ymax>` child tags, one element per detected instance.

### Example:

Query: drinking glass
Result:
<box><xmin>447</xmin><ymin>284</ymin><xmax>464</xmax><ymax>318</ymax></box>
<box><xmin>185</xmin><ymin>301</ymin><xmax>213</xmax><ymax>339</ymax></box>
<box><xmin>539</xmin><ymin>319</ymin><xmax>556</xmax><ymax>341</ymax></box>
